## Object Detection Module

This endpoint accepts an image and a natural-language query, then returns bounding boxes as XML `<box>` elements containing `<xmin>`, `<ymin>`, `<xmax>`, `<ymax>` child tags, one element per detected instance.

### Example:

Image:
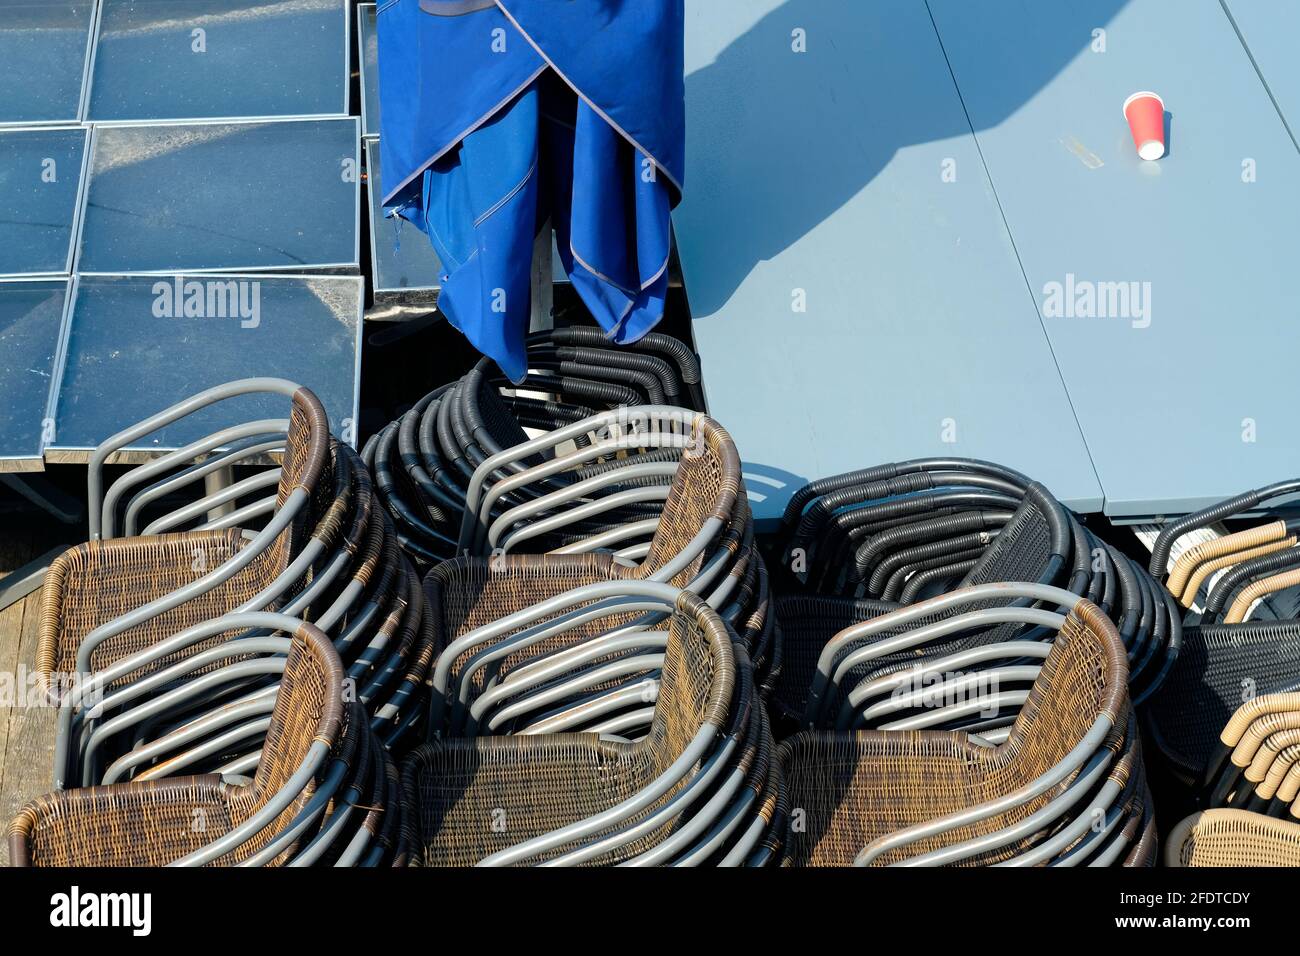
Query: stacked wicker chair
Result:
<box><xmin>402</xmin><ymin>588</ymin><xmax>782</xmax><ymax>866</ymax></box>
<box><xmin>398</xmin><ymin>407</ymin><xmax>783</xmax><ymax>865</ymax></box>
<box><xmin>1145</xmin><ymin>480</ymin><xmax>1300</xmax><ymax>785</ymax></box>
<box><xmin>429</xmin><ymin>406</ymin><xmax>778</xmax><ymax>714</ymax></box>
<box><xmin>519</xmin><ymin>327</ymin><xmax>707</xmax><ymax>412</ymax></box>
<box><xmin>363</xmin><ymin>329</ymin><xmax>706</xmax><ymax>566</ymax></box>
<box><xmin>776</xmin><ymin>459</ymin><xmax>1076</xmax><ymax>600</ymax></box>
<box><xmin>1192</xmin><ymin>692</ymin><xmax>1300</xmax><ymax>821</ymax></box>
<box><xmin>15</xmin><ymin>381</ymin><xmax>421</xmax><ymax>865</ymax></box>
<box><xmin>767</xmin><ymin>460</ymin><xmax>1178</xmax><ymax>732</ymax></box>
<box><xmin>1166</xmin><ymin>809</ymin><xmax>1300</xmax><ymax>866</ymax></box>
<box><xmin>12</xmin><ymin>622</ymin><xmax>402</xmax><ymax>866</ymax></box>
<box><xmin>777</xmin><ymin>584</ymin><xmax>1154</xmax><ymax>866</ymax></box>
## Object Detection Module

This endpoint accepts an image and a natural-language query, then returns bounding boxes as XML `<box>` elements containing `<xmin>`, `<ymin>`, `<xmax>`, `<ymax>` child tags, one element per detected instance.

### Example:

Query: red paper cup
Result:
<box><xmin>1123</xmin><ymin>91</ymin><xmax>1165</xmax><ymax>161</ymax></box>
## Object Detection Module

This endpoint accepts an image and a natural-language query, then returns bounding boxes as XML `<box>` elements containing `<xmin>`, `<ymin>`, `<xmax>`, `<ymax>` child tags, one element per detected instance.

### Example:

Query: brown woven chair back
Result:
<box><xmin>425</xmin><ymin>554</ymin><xmax>631</xmax><ymax>700</ymax></box>
<box><xmin>1167</xmin><ymin>808</ymin><xmax>1300</xmax><ymax>866</ymax></box>
<box><xmin>36</xmin><ymin>413</ymin><xmax>339</xmax><ymax>687</ymax></box>
<box><xmin>779</xmin><ymin>599</ymin><xmax>1130</xmax><ymax>865</ymax></box>
<box><xmin>10</xmin><ymin>622</ymin><xmax>345</xmax><ymax>866</ymax></box>
<box><xmin>266</xmin><ymin>386</ymin><xmax>332</xmax><ymax>574</ymax></box>
<box><xmin>239</xmin><ymin>623</ymin><xmax>345</xmax><ymax>828</ymax></box>
<box><xmin>402</xmin><ymin>591</ymin><xmax>736</xmax><ymax>865</ymax></box>
<box><xmin>636</xmin><ymin>416</ymin><xmax>741</xmax><ymax>587</ymax></box>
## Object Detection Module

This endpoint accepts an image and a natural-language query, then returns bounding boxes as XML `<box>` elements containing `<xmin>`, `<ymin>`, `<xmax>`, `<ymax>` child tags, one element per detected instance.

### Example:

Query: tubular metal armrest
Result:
<box><xmin>73</xmin><ymin>490</ymin><xmax>310</xmax><ymax>676</ymax></box>
<box><xmin>479</xmin><ymin>654</ymin><xmax>664</xmax><ymax>734</ymax></box>
<box><xmin>805</xmin><ymin>582</ymin><xmax>1081</xmax><ymax>727</ymax></box>
<box><xmin>497</xmin><ymin>487</ymin><xmax>672</xmax><ymax>554</ymax></box>
<box><xmin>428</xmin><ymin>579</ymin><xmax>681</xmax><ymax>722</ymax></box>
<box><xmin>238</xmin><ymin>757</ymin><xmax>349</xmax><ymax>867</ymax></box>
<box><xmin>143</xmin><ymin>469</ymin><xmax>284</xmax><ymax>535</ymax></box>
<box><xmin>474</xmin><ymin>433</ymin><xmax>694</xmax><ymax>552</ymax></box>
<box><xmin>196</xmin><ymin>494</ymin><xmax>278</xmax><ymax>530</ymax></box>
<box><xmin>541</xmin><ymin>732</ymin><xmax>741</xmax><ymax>867</ymax></box>
<box><xmin>854</xmin><ymin>713</ymin><xmax>1115</xmax><ymax>866</ymax></box>
<box><xmin>90</xmin><ymin>377</ymin><xmax>304</xmax><ymax>540</ymax></box>
<box><xmin>123</xmin><ymin>435</ymin><xmax>288</xmax><ymax>536</ymax></box>
<box><xmin>55</xmin><ymin>612</ymin><xmax>310</xmax><ymax>788</ymax></box>
<box><xmin>902</xmin><ymin>745</ymin><xmax>1118</xmax><ymax>867</ymax></box>
<box><xmin>842</xmin><ymin>640</ymin><xmax>1052</xmax><ymax>712</ymax></box>
<box><xmin>552</xmin><ymin>518</ymin><xmax>662</xmax><ymax>555</ymax></box>
<box><xmin>487</xmin><ymin>460</ymin><xmax>678</xmax><ymax>548</ymax></box>
<box><xmin>519</xmin><ymin>682</ymin><xmax>660</xmax><ymax>735</ymax></box>
<box><xmin>827</xmin><ymin>608</ymin><xmax>1063</xmax><ymax>717</ymax></box>
<box><xmin>100</xmin><ymin>419</ymin><xmax>288</xmax><ymax>539</ymax></box>
<box><xmin>458</xmin><ymin>405</ymin><xmax>701</xmax><ymax>549</ymax></box>
<box><xmin>121</xmin><ymin>711</ymin><xmax>275</xmax><ymax>783</ymax></box>
<box><xmin>471</xmin><ymin>632</ymin><xmax>668</xmax><ymax>728</ymax></box>
<box><xmin>443</xmin><ymin>596</ymin><xmax>671</xmax><ymax>734</ymax></box>
<box><xmin>477</xmin><ymin>721</ymin><xmax>722</xmax><ymax>867</ymax></box>
<box><xmin>169</xmin><ymin>739</ymin><xmax>332</xmax><ymax>867</ymax></box>
<box><xmin>877</xmin><ymin>690</ymin><xmax>1031</xmax><ymax>731</ymax></box>
<box><xmin>846</xmin><ymin>666</ymin><xmax>1042</xmax><ymax>731</ymax></box>
<box><xmin>79</xmin><ymin>659</ymin><xmax>287</xmax><ymax>786</ymax></box>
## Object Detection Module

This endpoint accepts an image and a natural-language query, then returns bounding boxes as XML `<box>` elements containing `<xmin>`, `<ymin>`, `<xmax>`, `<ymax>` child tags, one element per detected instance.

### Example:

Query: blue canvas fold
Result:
<box><xmin>378</xmin><ymin>0</ymin><xmax>684</xmax><ymax>381</ymax></box>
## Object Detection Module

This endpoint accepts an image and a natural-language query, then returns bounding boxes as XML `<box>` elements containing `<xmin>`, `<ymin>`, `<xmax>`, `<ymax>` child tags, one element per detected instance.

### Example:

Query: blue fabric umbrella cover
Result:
<box><xmin>378</xmin><ymin>0</ymin><xmax>685</xmax><ymax>383</ymax></box>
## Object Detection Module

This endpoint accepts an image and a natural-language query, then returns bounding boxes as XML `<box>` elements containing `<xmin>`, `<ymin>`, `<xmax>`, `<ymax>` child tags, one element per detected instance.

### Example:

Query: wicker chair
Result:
<box><xmin>1166</xmin><ymin>809</ymin><xmax>1300</xmax><ymax>866</ymax></box>
<box><xmin>418</xmin><ymin>409</ymin><xmax>760</xmax><ymax>732</ymax></box>
<box><xmin>9</xmin><ymin>622</ymin><xmax>368</xmax><ymax>867</ymax></box>
<box><xmin>421</xmin><ymin>425</ymin><xmax>773</xmax><ymax>742</ymax></box>
<box><xmin>42</xmin><ymin>388</ymin><xmax>430</xmax><ymax>789</ymax></box>
<box><xmin>49</xmin><ymin>448</ymin><xmax>350</xmax><ymax>776</ymax></box>
<box><xmin>1148</xmin><ymin>479</ymin><xmax>1300</xmax><ymax>621</ymax></box>
<box><xmin>401</xmin><ymin>590</ymin><xmax>780</xmax><ymax>866</ymax></box>
<box><xmin>1197</xmin><ymin>692</ymin><xmax>1300</xmax><ymax>817</ymax></box>
<box><xmin>365</xmin><ymin>330</ymin><xmax>703</xmax><ymax>564</ymax></box>
<box><xmin>39</xmin><ymin>381</ymin><xmax>332</xmax><ymax>688</ymax></box>
<box><xmin>1146</xmin><ymin>620</ymin><xmax>1300</xmax><ymax>783</ymax></box>
<box><xmin>776</xmin><ymin>460</ymin><xmax>1071</xmax><ymax>594</ymax></box>
<box><xmin>772</xmin><ymin>461</ymin><xmax>1178</xmax><ymax>707</ymax></box>
<box><xmin>777</xmin><ymin>597</ymin><xmax>1141</xmax><ymax>865</ymax></box>
<box><xmin>54</xmin><ymin>523</ymin><xmax>431</xmax><ymax>790</ymax></box>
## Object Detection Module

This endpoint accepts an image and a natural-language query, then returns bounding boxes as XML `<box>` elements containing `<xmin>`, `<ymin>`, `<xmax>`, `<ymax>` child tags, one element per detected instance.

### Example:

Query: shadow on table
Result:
<box><xmin>678</xmin><ymin>0</ymin><xmax>1132</xmax><ymax>319</ymax></box>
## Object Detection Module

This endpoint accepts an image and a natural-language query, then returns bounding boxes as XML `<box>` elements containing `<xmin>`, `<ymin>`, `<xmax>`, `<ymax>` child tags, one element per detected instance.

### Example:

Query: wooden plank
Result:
<box><xmin>0</xmin><ymin>518</ymin><xmax>70</xmax><ymax>867</ymax></box>
<box><xmin>0</xmin><ymin>587</ymin><xmax>57</xmax><ymax>867</ymax></box>
<box><xmin>0</xmin><ymin>521</ymin><xmax>35</xmax><ymax>847</ymax></box>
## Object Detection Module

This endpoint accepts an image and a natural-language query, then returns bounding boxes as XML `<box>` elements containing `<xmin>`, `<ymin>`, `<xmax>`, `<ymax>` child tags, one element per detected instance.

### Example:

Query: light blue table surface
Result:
<box><xmin>1222</xmin><ymin>0</ymin><xmax>1300</xmax><ymax>148</ymax></box>
<box><xmin>675</xmin><ymin>0</ymin><xmax>1104</xmax><ymax>527</ymax></box>
<box><xmin>930</xmin><ymin>0</ymin><xmax>1300</xmax><ymax>516</ymax></box>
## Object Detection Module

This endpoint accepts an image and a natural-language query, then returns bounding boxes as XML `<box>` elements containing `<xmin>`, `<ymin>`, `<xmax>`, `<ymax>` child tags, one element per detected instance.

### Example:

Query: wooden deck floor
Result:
<box><xmin>0</xmin><ymin>517</ymin><xmax>75</xmax><ymax>866</ymax></box>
